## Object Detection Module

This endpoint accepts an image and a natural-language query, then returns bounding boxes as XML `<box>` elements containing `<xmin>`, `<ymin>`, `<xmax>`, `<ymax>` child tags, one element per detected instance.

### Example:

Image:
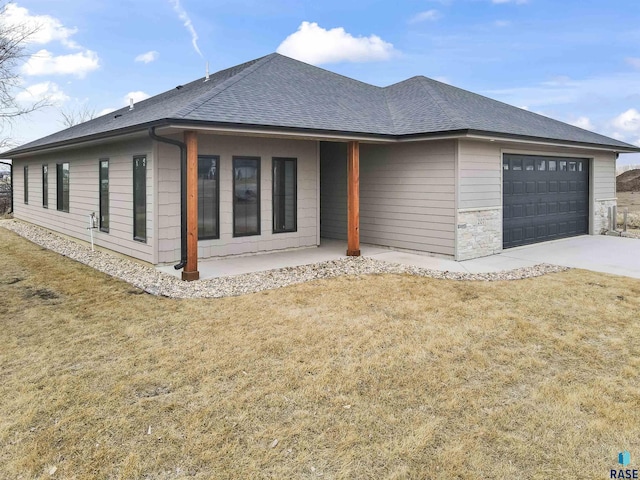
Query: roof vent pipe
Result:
<box><xmin>129</xmin><ymin>98</ymin><xmax>134</xmax><ymax>111</ymax></box>
<box><xmin>205</xmin><ymin>61</ymin><xmax>209</xmax><ymax>82</ymax></box>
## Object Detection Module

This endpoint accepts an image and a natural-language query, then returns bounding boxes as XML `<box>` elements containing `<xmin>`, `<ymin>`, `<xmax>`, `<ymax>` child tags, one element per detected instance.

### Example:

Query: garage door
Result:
<box><xmin>503</xmin><ymin>154</ymin><xmax>589</xmax><ymax>248</ymax></box>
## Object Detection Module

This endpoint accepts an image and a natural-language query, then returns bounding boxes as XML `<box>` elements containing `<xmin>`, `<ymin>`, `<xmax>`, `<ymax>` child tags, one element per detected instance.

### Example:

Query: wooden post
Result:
<box><xmin>182</xmin><ymin>131</ymin><xmax>200</xmax><ymax>281</ymax></box>
<box><xmin>347</xmin><ymin>140</ymin><xmax>360</xmax><ymax>256</ymax></box>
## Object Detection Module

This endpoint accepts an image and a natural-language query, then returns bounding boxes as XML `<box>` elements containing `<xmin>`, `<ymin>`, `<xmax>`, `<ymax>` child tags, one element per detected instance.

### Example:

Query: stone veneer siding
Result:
<box><xmin>593</xmin><ymin>199</ymin><xmax>617</xmax><ymax>233</ymax></box>
<box><xmin>456</xmin><ymin>207</ymin><xmax>502</xmax><ymax>261</ymax></box>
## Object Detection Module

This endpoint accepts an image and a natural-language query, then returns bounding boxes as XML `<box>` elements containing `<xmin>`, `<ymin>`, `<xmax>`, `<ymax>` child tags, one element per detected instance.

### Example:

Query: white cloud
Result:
<box><xmin>570</xmin><ymin>116</ymin><xmax>595</xmax><ymax>131</ymax></box>
<box><xmin>494</xmin><ymin>20</ymin><xmax>511</xmax><ymax>27</ymax></box>
<box><xmin>492</xmin><ymin>0</ymin><xmax>528</xmax><ymax>4</ymax></box>
<box><xmin>276</xmin><ymin>22</ymin><xmax>396</xmax><ymax>65</ymax></box>
<box><xmin>612</xmin><ymin>109</ymin><xmax>640</xmax><ymax>133</ymax></box>
<box><xmin>15</xmin><ymin>81</ymin><xmax>69</xmax><ymax>105</ymax></box>
<box><xmin>169</xmin><ymin>0</ymin><xmax>203</xmax><ymax>57</ymax></box>
<box><xmin>2</xmin><ymin>3</ymin><xmax>79</xmax><ymax>48</ymax></box>
<box><xmin>135</xmin><ymin>51</ymin><xmax>159</xmax><ymax>64</ymax></box>
<box><xmin>21</xmin><ymin>49</ymin><xmax>100</xmax><ymax>78</ymax></box>
<box><xmin>409</xmin><ymin>10</ymin><xmax>441</xmax><ymax>23</ymax></box>
<box><xmin>625</xmin><ymin>57</ymin><xmax>640</xmax><ymax>69</ymax></box>
<box><xmin>123</xmin><ymin>91</ymin><xmax>151</xmax><ymax>105</ymax></box>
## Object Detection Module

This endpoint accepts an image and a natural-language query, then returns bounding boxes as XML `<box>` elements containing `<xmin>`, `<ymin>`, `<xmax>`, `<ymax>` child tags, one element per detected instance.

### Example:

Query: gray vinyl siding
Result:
<box><xmin>457</xmin><ymin>140</ymin><xmax>502</xmax><ymax>209</ymax></box>
<box><xmin>458</xmin><ymin>139</ymin><xmax>617</xmax><ymax>202</ymax></box>
<box><xmin>12</xmin><ymin>137</ymin><xmax>155</xmax><ymax>263</ymax></box>
<box><xmin>592</xmin><ymin>152</ymin><xmax>617</xmax><ymax>199</ymax></box>
<box><xmin>320</xmin><ymin>140</ymin><xmax>456</xmax><ymax>256</ymax></box>
<box><xmin>361</xmin><ymin>142</ymin><xmax>455</xmax><ymax>255</ymax></box>
<box><xmin>156</xmin><ymin>133</ymin><xmax>319</xmax><ymax>264</ymax></box>
<box><xmin>319</xmin><ymin>142</ymin><xmax>347</xmax><ymax>240</ymax></box>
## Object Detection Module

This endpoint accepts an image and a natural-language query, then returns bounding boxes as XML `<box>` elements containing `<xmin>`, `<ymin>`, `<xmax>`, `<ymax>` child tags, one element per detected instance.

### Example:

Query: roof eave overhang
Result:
<box><xmin>4</xmin><ymin>121</ymin><xmax>639</xmax><ymax>158</ymax></box>
<box><xmin>463</xmin><ymin>129</ymin><xmax>640</xmax><ymax>153</ymax></box>
<box><xmin>166</xmin><ymin>122</ymin><xmax>640</xmax><ymax>152</ymax></box>
<box><xmin>3</xmin><ymin>120</ymin><xmax>172</xmax><ymax>158</ymax></box>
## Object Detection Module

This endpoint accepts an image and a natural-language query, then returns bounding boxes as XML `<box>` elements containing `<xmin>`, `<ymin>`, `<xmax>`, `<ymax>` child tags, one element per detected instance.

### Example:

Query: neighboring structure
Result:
<box><xmin>4</xmin><ymin>53</ymin><xmax>639</xmax><ymax>279</ymax></box>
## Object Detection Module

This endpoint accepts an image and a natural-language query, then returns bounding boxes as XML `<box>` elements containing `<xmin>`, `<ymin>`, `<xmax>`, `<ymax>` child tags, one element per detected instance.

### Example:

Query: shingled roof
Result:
<box><xmin>6</xmin><ymin>53</ymin><xmax>639</xmax><ymax>155</ymax></box>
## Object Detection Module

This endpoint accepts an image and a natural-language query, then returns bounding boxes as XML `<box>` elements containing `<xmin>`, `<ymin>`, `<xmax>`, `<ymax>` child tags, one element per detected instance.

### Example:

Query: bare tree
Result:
<box><xmin>59</xmin><ymin>106</ymin><xmax>96</xmax><ymax>128</ymax></box>
<box><xmin>0</xmin><ymin>3</ymin><xmax>49</xmax><ymax>147</ymax></box>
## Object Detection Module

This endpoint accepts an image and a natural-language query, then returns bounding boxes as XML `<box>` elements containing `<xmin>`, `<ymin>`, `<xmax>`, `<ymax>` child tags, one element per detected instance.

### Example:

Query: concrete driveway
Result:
<box><xmin>460</xmin><ymin>235</ymin><xmax>640</xmax><ymax>279</ymax></box>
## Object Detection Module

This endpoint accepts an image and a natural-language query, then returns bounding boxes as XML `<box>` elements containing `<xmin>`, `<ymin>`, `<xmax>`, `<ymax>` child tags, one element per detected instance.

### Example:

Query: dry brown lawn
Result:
<box><xmin>1</xmin><ymin>227</ymin><xmax>639</xmax><ymax>479</ymax></box>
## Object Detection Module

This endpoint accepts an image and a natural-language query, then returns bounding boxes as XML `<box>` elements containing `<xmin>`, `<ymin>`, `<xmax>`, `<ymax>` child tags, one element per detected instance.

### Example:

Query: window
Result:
<box><xmin>56</xmin><ymin>163</ymin><xmax>69</xmax><ymax>212</ymax></box>
<box><xmin>272</xmin><ymin>157</ymin><xmax>297</xmax><ymax>233</ymax></box>
<box><xmin>42</xmin><ymin>165</ymin><xmax>48</xmax><ymax>208</ymax></box>
<box><xmin>198</xmin><ymin>155</ymin><xmax>219</xmax><ymax>239</ymax></box>
<box><xmin>548</xmin><ymin>160</ymin><xmax>557</xmax><ymax>171</ymax></box>
<box><xmin>559</xmin><ymin>161</ymin><xmax>567</xmax><ymax>171</ymax></box>
<box><xmin>233</xmin><ymin>157</ymin><xmax>260</xmax><ymax>237</ymax></box>
<box><xmin>23</xmin><ymin>165</ymin><xmax>28</xmax><ymax>204</ymax></box>
<box><xmin>536</xmin><ymin>159</ymin><xmax>546</xmax><ymax>171</ymax></box>
<box><xmin>133</xmin><ymin>156</ymin><xmax>146</xmax><ymax>242</ymax></box>
<box><xmin>569</xmin><ymin>161</ymin><xmax>577</xmax><ymax>172</ymax></box>
<box><xmin>524</xmin><ymin>158</ymin><xmax>534</xmax><ymax>171</ymax></box>
<box><xmin>99</xmin><ymin>159</ymin><xmax>109</xmax><ymax>233</ymax></box>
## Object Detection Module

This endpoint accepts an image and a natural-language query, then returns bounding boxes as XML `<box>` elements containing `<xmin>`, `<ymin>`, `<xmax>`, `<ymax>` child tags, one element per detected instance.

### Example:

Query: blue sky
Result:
<box><xmin>3</xmin><ymin>0</ymin><xmax>640</xmax><ymax>165</ymax></box>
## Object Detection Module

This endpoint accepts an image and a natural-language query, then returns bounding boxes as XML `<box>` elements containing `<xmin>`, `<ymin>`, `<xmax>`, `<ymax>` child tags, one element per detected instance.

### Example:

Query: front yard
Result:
<box><xmin>1</xmin><ymin>227</ymin><xmax>639</xmax><ymax>479</ymax></box>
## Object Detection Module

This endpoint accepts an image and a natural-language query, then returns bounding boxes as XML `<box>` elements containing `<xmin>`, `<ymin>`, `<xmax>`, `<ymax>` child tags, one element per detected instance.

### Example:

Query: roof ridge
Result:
<box><xmin>381</xmin><ymin>88</ymin><xmax>396</xmax><ymax>134</ymax></box>
<box><xmin>396</xmin><ymin>76</ymin><xmax>462</xmax><ymax>130</ymax></box>
<box><xmin>173</xmin><ymin>53</ymin><xmax>278</xmax><ymax>118</ymax></box>
<box><xmin>274</xmin><ymin>53</ymin><xmax>382</xmax><ymax>90</ymax></box>
<box><xmin>416</xmin><ymin>76</ymin><xmax>467</xmax><ymax>129</ymax></box>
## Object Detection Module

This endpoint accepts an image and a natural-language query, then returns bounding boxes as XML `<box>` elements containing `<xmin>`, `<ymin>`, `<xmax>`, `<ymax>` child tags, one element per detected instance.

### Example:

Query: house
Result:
<box><xmin>5</xmin><ymin>53</ymin><xmax>639</xmax><ymax>280</ymax></box>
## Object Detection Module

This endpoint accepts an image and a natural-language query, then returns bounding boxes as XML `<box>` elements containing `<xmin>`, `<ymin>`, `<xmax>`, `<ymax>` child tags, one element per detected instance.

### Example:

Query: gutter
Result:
<box><xmin>148</xmin><ymin>127</ymin><xmax>187</xmax><ymax>271</ymax></box>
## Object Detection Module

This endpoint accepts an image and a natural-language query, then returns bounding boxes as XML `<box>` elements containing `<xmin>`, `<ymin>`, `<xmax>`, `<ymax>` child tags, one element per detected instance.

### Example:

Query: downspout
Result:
<box><xmin>148</xmin><ymin>127</ymin><xmax>187</xmax><ymax>270</ymax></box>
<box><xmin>0</xmin><ymin>161</ymin><xmax>12</xmax><ymax>214</ymax></box>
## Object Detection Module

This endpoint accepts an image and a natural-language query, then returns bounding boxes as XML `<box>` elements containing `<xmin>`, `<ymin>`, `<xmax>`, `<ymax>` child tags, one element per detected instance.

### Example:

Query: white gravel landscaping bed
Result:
<box><xmin>1</xmin><ymin>219</ymin><xmax>569</xmax><ymax>298</ymax></box>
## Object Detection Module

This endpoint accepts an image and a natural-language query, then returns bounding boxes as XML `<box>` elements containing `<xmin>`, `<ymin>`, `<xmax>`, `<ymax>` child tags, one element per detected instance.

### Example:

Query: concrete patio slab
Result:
<box><xmin>157</xmin><ymin>240</ymin><xmax>391</xmax><ymax>279</ymax></box>
<box><xmin>158</xmin><ymin>235</ymin><xmax>640</xmax><ymax>281</ymax></box>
